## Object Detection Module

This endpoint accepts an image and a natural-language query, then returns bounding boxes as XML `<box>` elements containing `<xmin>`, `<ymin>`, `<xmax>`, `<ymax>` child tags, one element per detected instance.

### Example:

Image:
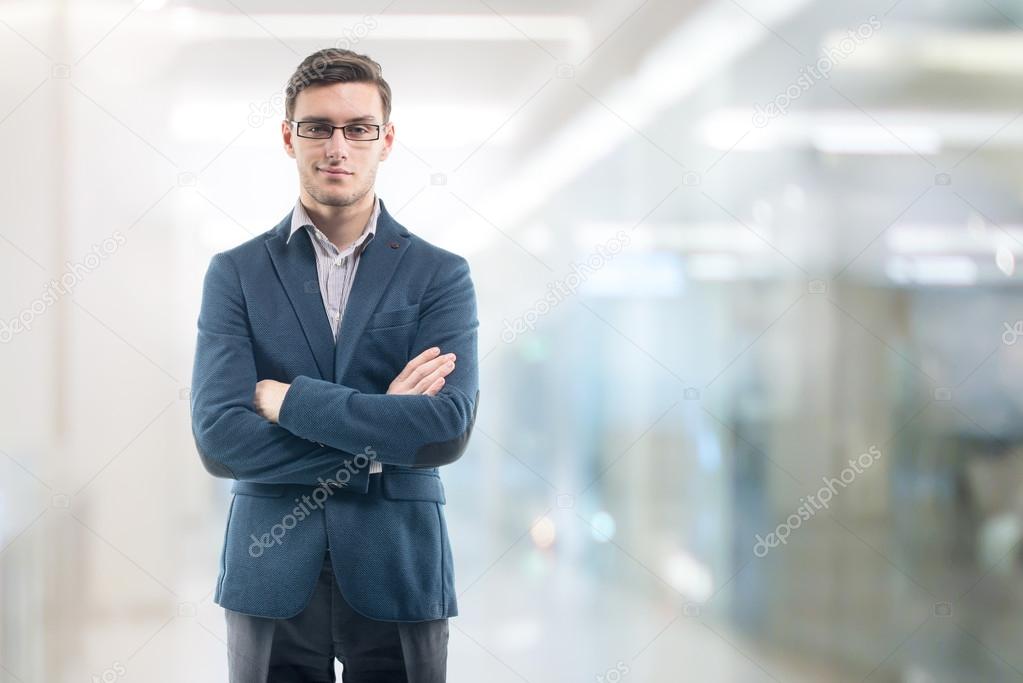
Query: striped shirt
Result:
<box><xmin>287</xmin><ymin>195</ymin><xmax>383</xmax><ymax>474</ymax></box>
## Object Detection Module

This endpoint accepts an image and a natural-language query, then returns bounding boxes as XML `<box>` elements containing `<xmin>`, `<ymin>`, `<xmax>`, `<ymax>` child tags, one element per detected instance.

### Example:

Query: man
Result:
<box><xmin>190</xmin><ymin>48</ymin><xmax>479</xmax><ymax>682</ymax></box>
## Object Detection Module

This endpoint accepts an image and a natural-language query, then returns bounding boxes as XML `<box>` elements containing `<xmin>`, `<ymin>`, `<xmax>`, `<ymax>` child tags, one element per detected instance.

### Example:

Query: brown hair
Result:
<box><xmin>284</xmin><ymin>49</ymin><xmax>392</xmax><ymax>123</ymax></box>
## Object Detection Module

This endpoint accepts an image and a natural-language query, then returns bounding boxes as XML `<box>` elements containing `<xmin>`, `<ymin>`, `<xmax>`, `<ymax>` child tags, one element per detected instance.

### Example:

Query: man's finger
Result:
<box><xmin>412</xmin><ymin>360</ymin><xmax>455</xmax><ymax>394</ymax></box>
<box><xmin>396</xmin><ymin>346</ymin><xmax>440</xmax><ymax>382</ymax></box>
<box><xmin>407</xmin><ymin>353</ymin><xmax>455</xmax><ymax>385</ymax></box>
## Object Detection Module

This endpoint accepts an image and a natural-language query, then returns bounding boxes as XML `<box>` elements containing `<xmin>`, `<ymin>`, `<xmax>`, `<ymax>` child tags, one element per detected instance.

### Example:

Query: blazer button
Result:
<box><xmin>388</xmin><ymin>241</ymin><xmax>400</xmax><ymax>249</ymax></box>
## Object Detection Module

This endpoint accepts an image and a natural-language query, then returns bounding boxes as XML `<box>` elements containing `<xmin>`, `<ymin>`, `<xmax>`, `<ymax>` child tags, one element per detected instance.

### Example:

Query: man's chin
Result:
<box><xmin>309</xmin><ymin>189</ymin><xmax>358</xmax><ymax>208</ymax></box>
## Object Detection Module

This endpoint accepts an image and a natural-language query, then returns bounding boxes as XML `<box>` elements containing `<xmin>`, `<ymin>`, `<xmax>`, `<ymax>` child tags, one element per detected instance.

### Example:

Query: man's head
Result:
<box><xmin>281</xmin><ymin>49</ymin><xmax>394</xmax><ymax>210</ymax></box>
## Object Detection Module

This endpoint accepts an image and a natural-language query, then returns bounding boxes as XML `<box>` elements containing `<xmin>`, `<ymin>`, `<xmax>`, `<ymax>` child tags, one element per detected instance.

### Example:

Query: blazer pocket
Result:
<box><xmin>381</xmin><ymin>471</ymin><xmax>446</xmax><ymax>504</ymax></box>
<box><xmin>231</xmin><ymin>481</ymin><xmax>286</xmax><ymax>498</ymax></box>
<box><xmin>367</xmin><ymin>303</ymin><xmax>419</xmax><ymax>330</ymax></box>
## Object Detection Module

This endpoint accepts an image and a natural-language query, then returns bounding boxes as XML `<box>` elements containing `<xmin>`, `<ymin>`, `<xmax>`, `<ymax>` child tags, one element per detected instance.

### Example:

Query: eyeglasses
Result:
<box><xmin>289</xmin><ymin>120</ymin><xmax>383</xmax><ymax>141</ymax></box>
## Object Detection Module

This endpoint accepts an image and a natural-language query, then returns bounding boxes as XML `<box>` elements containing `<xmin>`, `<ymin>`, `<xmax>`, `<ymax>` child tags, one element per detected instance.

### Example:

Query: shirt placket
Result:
<box><xmin>330</xmin><ymin>253</ymin><xmax>348</xmax><ymax>338</ymax></box>
<box><xmin>314</xmin><ymin>231</ymin><xmax>341</xmax><ymax>339</ymax></box>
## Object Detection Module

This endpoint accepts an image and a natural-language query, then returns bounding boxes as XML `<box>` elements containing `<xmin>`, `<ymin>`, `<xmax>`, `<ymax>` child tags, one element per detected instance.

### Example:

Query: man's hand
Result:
<box><xmin>388</xmin><ymin>347</ymin><xmax>456</xmax><ymax>396</ymax></box>
<box><xmin>254</xmin><ymin>379</ymin><xmax>291</xmax><ymax>423</ymax></box>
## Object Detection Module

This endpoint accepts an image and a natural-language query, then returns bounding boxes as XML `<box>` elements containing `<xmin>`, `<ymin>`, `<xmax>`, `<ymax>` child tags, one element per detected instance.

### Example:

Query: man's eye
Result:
<box><xmin>347</xmin><ymin>126</ymin><xmax>369</xmax><ymax>135</ymax></box>
<box><xmin>306</xmin><ymin>125</ymin><xmax>328</xmax><ymax>134</ymax></box>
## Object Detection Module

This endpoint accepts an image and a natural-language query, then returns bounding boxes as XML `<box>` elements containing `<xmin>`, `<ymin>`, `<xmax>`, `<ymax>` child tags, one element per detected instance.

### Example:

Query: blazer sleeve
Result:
<box><xmin>189</xmin><ymin>251</ymin><xmax>356</xmax><ymax>484</ymax></box>
<box><xmin>276</xmin><ymin>255</ymin><xmax>480</xmax><ymax>468</ymax></box>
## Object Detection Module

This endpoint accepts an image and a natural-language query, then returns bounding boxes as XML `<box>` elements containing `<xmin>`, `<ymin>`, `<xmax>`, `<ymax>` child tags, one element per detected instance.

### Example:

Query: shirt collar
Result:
<box><xmin>286</xmin><ymin>195</ymin><xmax>380</xmax><ymax>252</ymax></box>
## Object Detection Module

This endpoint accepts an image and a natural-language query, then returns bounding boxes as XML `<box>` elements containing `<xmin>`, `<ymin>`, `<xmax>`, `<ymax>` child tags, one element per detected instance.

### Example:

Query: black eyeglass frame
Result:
<box><xmin>288</xmin><ymin>120</ymin><xmax>385</xmax><ymax>141</ymax></box>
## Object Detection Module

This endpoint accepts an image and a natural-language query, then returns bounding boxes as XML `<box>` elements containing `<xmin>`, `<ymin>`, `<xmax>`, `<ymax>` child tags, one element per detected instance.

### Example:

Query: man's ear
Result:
<box><xmin>379</xmin><ymin>122</ymin><xmax>395</xmax><ymax>161</ymax></box>
<box><xmin>282</xmin><ymin>120</ymin><xmax>296</xmax><ymax>159</ymax></box>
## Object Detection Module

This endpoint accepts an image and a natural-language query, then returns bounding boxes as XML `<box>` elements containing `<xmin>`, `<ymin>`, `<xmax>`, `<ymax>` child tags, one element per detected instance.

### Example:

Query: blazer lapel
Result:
<box><xmin>334</xmin><ymin>199</ymin><xmax>410</xmax><ymax>384</ymax></box>
<box><xmin>265</xmin><ymin>215</ymin><xmax>336</xmax><ymax>381</ymax></box>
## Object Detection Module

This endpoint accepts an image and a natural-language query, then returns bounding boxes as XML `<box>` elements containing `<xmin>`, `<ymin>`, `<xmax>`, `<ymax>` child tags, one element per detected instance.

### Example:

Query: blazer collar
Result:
<box><xmin>264</xmin><ymin>198</ymin><xmax>410</xmax><ymax>383</ymax></box>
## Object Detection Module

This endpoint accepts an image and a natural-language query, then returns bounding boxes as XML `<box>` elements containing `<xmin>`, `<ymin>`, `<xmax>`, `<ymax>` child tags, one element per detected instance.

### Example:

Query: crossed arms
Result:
<box><xmin>189</xmin><ymin>251</ymin><xmax>479</xmax><ymax>485</ymax></box>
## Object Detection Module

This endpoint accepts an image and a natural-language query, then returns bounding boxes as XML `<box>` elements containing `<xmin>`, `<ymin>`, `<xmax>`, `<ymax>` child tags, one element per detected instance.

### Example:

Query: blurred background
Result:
<box><xmin>3</xmin><ymin>0</ymin><xmax>1023</xmax><ymax>680</ymax></box>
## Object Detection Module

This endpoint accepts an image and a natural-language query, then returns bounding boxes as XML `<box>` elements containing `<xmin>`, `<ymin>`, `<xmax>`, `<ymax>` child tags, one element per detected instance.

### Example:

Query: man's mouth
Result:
<box><xmin>319</xmin><ymin>167</ymin><xmax>352</xmax><ymax>176</ymax></box>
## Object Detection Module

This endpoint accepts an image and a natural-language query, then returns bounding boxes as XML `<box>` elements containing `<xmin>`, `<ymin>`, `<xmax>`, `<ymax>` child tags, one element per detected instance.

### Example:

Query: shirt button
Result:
<box><xmin>334</xmin><ymin>257</ymin><xmax>343</xmax><ymax>267</ymax></box>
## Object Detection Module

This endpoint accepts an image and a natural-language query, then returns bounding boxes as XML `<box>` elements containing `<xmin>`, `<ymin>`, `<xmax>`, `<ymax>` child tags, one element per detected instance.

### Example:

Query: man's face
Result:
<box><xmin>282</xmin><ymin>81</ymin><xmax>394</xmax><ymax>209</ymax></box>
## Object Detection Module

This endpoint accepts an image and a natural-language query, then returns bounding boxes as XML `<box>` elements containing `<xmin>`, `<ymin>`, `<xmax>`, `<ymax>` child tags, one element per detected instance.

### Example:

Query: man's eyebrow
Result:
<box><xmin>300</xmin><ymin>115</ymin><xmax>378</xmax><ymax>124</ymax></box>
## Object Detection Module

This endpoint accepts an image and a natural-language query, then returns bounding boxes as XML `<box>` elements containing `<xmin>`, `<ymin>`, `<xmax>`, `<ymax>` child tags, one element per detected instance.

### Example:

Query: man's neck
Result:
<box><xmin>301</xmin><ymin>192</ymin><xmax>375</xmax><ymax>251</ymax></box>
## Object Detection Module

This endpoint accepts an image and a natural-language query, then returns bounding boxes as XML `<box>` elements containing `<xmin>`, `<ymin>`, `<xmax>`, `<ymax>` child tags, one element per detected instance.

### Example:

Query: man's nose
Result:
<box><xmin>325</xmin><ymin>128</ymin><xmax>349</xmax><ymax>158</ymax></box>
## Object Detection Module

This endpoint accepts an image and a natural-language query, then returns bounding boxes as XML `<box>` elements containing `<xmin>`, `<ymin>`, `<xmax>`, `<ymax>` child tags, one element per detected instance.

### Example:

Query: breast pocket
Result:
<box><xmin>361</xmin><ymin>304</ymin><xmax>420</xmax><ymax>380</ymax></box>
<box><xmin>366</xmin><ymin>303</ymin><xmax>419</xmax><ymax>331</ymax></box>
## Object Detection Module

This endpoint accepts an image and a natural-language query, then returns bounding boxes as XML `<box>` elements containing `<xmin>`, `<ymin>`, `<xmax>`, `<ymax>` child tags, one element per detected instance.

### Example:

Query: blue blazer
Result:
<box><xmin>190</xmin><ymin>198</ymin><xmax>479</xmax><ymax>622</ymax></box>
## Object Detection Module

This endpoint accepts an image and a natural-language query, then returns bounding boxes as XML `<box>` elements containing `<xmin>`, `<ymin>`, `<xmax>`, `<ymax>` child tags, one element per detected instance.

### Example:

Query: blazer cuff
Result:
<box><xmin>278</xmin><ymin>375</ymin><xmax>354</xmax><ymax>445</ymax></box>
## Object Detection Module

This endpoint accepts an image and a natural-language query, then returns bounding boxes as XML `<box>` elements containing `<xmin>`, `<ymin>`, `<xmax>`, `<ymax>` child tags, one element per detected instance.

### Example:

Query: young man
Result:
<box><xmin>190</xmin><ymin>49</ymin><xmax>479</xmax><ymax>682</ymax></box>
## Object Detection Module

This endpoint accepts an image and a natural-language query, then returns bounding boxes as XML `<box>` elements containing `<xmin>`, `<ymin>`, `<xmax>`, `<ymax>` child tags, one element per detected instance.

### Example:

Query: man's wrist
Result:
<box><xmin>278</xmin><ymin>375</ymin><xmax>308</xmax><ymax>430</ymax></box>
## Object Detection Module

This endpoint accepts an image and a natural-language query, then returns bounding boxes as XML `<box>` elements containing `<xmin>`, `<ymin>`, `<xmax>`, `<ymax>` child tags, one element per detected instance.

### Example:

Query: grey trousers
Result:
<box><xmin>225</xmin><ymin>551</ymin><xmax>449</xmax><ymax>682</ymax></box>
